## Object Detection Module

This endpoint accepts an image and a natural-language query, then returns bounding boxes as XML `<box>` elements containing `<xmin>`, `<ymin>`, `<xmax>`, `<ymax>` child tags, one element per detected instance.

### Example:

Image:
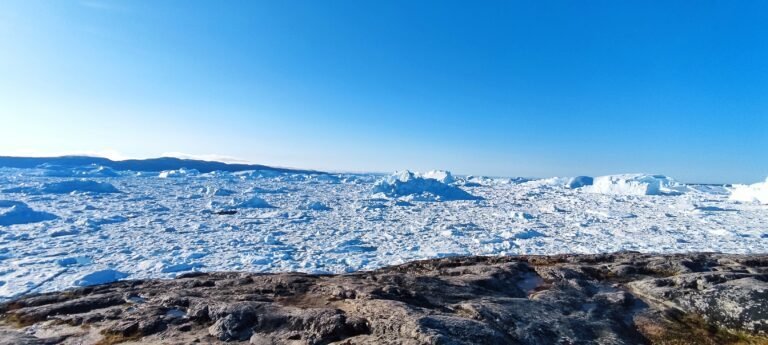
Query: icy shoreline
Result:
<box><xmin>3</xmin><ymin>253</ymin><xmax>767</xmax><ymax>344</ymax></box>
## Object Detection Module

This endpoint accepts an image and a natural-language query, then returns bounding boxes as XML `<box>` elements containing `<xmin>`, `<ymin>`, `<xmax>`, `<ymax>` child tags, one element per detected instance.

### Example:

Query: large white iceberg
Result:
<box><xmin>372</xmin><ymin>171</ymin><xmax>480</xmax><ymax>201</ymax></box>
<box><xmin>729</xmin><ymin>178</ymin><xmax>768</xmax><ymax>204</ymax></box>
<box><xmin>582</xmin><ymin>174</ymin><xmax>688</xmax><ymax>196</ymax></box>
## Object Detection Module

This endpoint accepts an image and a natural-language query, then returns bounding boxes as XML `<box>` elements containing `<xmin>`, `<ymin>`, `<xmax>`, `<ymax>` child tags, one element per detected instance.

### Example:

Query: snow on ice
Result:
<box><xmin>0</xmin><ymin>166</ymin><xmax>766</xmax><ymax>299</ymax></box>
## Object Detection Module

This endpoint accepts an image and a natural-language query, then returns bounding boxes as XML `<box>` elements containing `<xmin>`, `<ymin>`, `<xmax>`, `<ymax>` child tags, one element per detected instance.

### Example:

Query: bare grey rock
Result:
<box><xmin>1</xmin><ymin>253</ymin><xmax>767</xmax><ymax>344</ymax></box>
<box><xmin>629</xmin><ymin>272</ymin><xmax>768</xmax><ymax>333</ymax></box>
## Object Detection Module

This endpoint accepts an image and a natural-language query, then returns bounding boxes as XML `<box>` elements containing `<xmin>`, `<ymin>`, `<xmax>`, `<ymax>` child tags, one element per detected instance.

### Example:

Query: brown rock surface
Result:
<box><xmin>1</xmin><ymin>253</ymin><xmax>767</xmax><ymax>344</ymax></box>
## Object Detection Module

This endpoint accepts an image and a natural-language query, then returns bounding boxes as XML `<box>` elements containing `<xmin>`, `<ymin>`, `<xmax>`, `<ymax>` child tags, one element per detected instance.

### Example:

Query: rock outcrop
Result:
<box><xmin>1</xmin><ymin>253</ymin><xmax>767</xmax><ymax>344</ymax></box>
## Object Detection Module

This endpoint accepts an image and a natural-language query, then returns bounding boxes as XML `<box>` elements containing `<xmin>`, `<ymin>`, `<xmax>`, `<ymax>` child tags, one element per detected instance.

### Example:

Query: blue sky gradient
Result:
<box><xmin>1</xmin><ymin>1</ymin><xmax>766</xmax><ymax>183</ymax></box>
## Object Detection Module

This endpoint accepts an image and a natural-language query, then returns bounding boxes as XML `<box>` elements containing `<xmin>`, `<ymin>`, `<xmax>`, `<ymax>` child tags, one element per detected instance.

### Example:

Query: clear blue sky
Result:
<box><xmin>1</xmin><ymin>1</ymin><xmax>766</xmax><ymax>183</ymax></box>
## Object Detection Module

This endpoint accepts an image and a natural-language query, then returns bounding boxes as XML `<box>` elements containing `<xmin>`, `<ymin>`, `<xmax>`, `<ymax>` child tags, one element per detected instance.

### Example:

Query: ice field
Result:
<box><xmin>1</xmin><ymin>164</ymin><xmax>766</xmax><ymax>299</ymax></box>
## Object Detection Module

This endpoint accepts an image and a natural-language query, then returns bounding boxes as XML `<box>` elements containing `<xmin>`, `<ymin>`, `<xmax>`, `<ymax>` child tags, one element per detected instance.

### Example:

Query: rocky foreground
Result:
<box><xmin>1</xmin><ymin>253</ymin><xmax>767</xmax><ymax>345</ymax></box>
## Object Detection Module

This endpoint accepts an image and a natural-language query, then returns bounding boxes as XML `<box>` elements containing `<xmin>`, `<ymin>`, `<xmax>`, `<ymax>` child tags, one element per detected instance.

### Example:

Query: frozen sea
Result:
<box><xmin>0</xmin><ymin>166</ymin><xmax>766</xmax><ymax>300</ymax></box>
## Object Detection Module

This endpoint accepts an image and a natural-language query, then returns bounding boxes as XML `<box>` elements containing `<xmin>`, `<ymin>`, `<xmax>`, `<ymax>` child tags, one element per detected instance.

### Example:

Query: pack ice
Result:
<box><xmin>0</xmin><ymin>165</ymin><xmax>766</xmax><ymax>300</ymax></box>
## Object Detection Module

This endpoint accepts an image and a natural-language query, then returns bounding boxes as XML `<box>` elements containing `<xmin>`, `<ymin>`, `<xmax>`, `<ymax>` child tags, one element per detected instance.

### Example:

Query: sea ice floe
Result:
<box><xmin>511</xmin><ymin>212</ymin><xmax>536</xmax><ymax>220</ymax></box>
<box><xmin>160</xmin><ymin>262</ymin><xmax>204</xmax><ymax>273</ymax></box>
<box><xmin>41</xmin><ymin>180</ymin><xmax>121</xmax><ymax>194</ymax></box>
<box><xmin>74</xmin><ymin>269</ymin><xmax>129</xmax><ymax>287</ymax></box>
<box><xmin>205</xmin><ymin>187</ymin><xmax>236</xmax><ymax>196</ymax></box>
<box><xmin>230</xmin><ymin>195</ymin><xmax>275</xmax><ymax>209</ymax></box>
<box><xmin>0</xmin><ymin>200</ymin><xmax>57</xmax><ymax>226</ymax></box>
<box><xmin>49</xmin><ymin>227</ymin><xmax>80</xmax><ymax>237</ymax></box>
<box><xmin>56</xmin><ymin>256</ymin><xmax>93</xmax><ymax>267</ymax></box>
<box><xmin>300</xmin><ymin>201</ymin><xmax>331</xmax><ymax>211</ymax></box>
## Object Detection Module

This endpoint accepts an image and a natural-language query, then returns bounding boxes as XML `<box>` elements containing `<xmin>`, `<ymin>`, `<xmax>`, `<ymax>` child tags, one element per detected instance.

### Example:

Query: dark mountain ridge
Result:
<box><xmin>0</xmin><ymin>156</ymin><xmax>323</xmax><ymax>174</ymax></box>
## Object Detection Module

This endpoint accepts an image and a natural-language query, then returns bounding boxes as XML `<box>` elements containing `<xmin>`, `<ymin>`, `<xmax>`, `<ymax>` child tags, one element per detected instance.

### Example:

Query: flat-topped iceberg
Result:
<box><xmin>372</xmin><ymin>171</ymin><xmax>480</xmax><ymax>201</ymax></box>
<box><xmin>421</xmin><ymin>170</ymin><xmax>455</xmax><ymax>184</ymax></box>
<box><xmin>41</xmin><ymin>180</ymin><xmax>121</xmax><ymax>194</ymax></box>
<box><xmin>729</xmin><ymin>178</ymin><xmax>768</xmax><ymax>204</ymax></box>
<box><xmin>582</xmin><ymin>174</ymin><xmax>688</xmax><ymax>196</ymax></box>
